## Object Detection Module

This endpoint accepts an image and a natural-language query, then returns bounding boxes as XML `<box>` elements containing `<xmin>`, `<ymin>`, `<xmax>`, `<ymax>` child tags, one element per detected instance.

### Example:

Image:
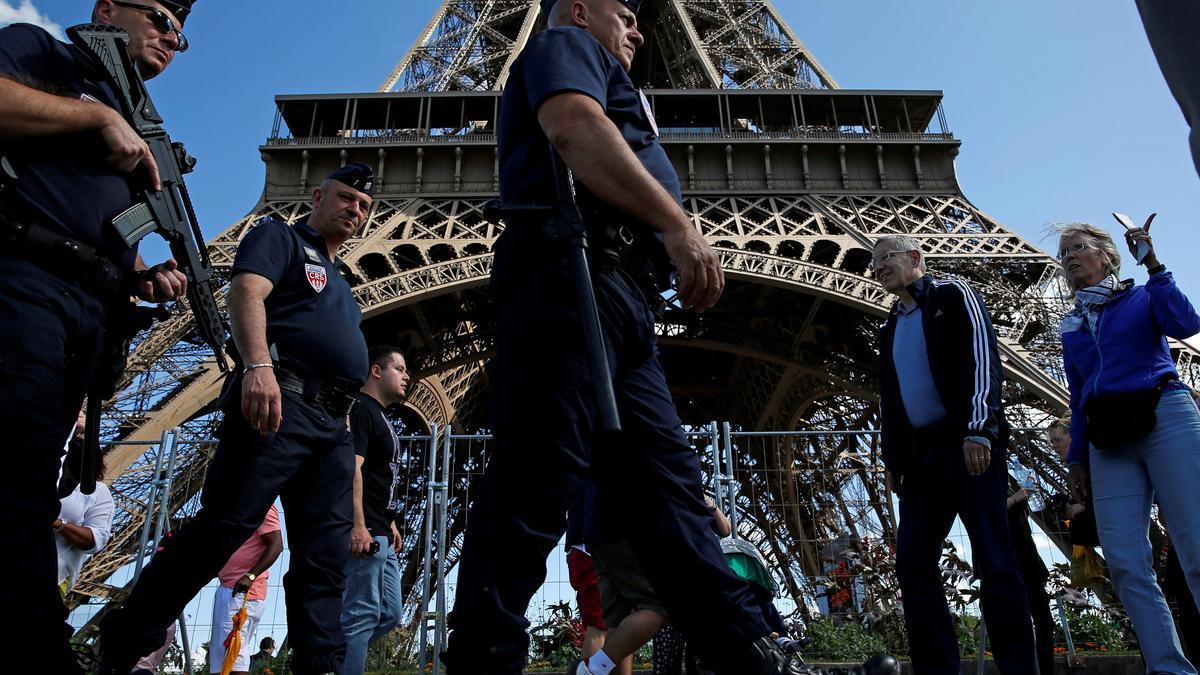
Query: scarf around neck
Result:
<box><xmin>1072</xmin><ymin>274</ymin><xmax>1121</xmax><ymax>334</ymax></box>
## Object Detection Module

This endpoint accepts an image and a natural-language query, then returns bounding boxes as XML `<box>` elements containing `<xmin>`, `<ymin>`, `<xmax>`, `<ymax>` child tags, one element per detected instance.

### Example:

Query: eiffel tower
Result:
<box><xmin>73</xmin><ymin>0</ymin><xmax>1200</xmax><ymax>635</ymax></box>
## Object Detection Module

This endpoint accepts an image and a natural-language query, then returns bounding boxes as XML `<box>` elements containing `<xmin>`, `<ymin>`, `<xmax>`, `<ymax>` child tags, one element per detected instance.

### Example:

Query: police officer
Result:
<box><xmin>441</xmin><ymin>1</ymin><xmax>808</xmax><ymax>673</ymax></box>
<box><xmin>96</xmin><ymin>164</ymin><xmax>376</xmax><ymax>675</ymax></box>
<box><xmin>0</xmin><ymin>2</ymin><xmax>192</xmax><ymax>672</ymax></box>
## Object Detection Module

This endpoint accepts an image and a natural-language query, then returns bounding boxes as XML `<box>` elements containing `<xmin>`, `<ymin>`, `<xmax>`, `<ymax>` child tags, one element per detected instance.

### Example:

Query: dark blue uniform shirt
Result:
<box><xmin>232</xmin><ymin>218</ymin><xmax>368</xmax><ymax>386</ymax></box>
<box><xmin>499</xmin><ymin>26</ymin><xmax>681</xmax><ymax>228</ymax></box>
<box><xmin>0</xmin><ymin>24</ymin><xmax>138</xmax><ymax>269</ymax></box>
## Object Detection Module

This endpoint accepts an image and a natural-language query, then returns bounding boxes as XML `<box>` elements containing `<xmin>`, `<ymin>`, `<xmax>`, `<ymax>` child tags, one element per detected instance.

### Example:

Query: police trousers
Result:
<box><xmin>1137</xmin><ymin>0</ymin><xmax>1200</xmax><ymax>178</ymax></box>
<box><xmin>0</xmin><ymin>257</ymin><xmax>109</xmax><ymax>674</ymax></box>
<box><xmin>101</xmin><ymin>384</ymin><xmax>355</xmax><ymax>674</ymax></box>
<box><xmin>442</xmin><ymin>229</ymin><xmax>770</xmax><ymax>674</ymax></box>
<box><xmin>894</xmin><ymin>427</ymin><xmax>1036</xmax><ymax>674</ymax></box>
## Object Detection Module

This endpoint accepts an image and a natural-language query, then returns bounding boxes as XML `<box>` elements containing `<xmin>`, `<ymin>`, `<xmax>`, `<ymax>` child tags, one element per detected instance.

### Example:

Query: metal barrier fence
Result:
<box><xmin>72</xmin><ymin>423</ymin><xmax>1078</xmax><ymax>671</ymax></box>
<box><xmin>411</xmin><ymin>424</ymin><xmax>1076</xmax><ymax>669</ymax></box>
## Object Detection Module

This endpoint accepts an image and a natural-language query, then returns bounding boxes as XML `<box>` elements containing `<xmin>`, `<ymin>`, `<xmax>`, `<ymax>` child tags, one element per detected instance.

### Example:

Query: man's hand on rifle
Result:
<box><xmin>665</xmin><ymin>224</ymin><xmax>724</xmax><ymax>312</ymax></box>
<box><xmin>242</xmin><ymin>367</ymin><xmax>282</xmax><ymax>435</ymax></box>
<box><xmin>97</xmin><ymin>106</ymin><xmax>161</xmax><ymax>190</ymax></box>
<box><xmin>135</xmin><ymin>258</ymin><xmax>188</xmax><ymax>303</ymax></box>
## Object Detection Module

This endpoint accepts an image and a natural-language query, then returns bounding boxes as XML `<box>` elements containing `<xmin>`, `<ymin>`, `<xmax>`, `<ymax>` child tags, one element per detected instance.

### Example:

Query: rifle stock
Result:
<box><xmin>68</xmin><ymin>23</ymin><xmax>229</xmax><ymax>372</ymax></box>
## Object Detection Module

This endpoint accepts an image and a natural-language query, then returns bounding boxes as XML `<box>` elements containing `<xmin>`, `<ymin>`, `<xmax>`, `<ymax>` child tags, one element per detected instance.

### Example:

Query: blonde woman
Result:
<box><xmin>1057</xmin><ymin>221</ymin><xmax>1200</xmax><ymax>673</ymax></box>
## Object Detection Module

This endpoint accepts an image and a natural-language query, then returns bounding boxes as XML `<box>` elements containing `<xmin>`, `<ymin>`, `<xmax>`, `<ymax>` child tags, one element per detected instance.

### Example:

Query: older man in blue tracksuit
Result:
<box><xmin>872</xmin><ymin>234</ymin><xmax>1036</xmax><ymax>674</ymax></box>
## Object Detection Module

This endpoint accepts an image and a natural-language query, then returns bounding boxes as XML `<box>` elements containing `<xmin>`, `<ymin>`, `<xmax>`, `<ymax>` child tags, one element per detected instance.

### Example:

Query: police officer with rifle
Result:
<box><xmin>0</xmin><ymin>2</ymin><xmax>205</xmax><ymax>673</ymax></box>
<box><xmin>440</xmin><ymin>2</ymin><xmax>878</xmax><ymax>674</ymax></box>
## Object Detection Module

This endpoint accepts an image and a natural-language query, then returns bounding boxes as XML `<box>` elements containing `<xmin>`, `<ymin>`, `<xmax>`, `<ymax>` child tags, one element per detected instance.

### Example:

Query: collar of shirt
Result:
<box><xmin>294</xmin><ymin>219</ymin><xmax>350</xmax><ymax>271</ymax></box>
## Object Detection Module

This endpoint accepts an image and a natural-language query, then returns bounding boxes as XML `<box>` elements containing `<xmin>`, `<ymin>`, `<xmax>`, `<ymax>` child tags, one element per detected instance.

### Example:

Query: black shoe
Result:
<box><xmin>862</xmin><ymin>654</ymin><xmax>900</xmax><ymax>675</ymax></box>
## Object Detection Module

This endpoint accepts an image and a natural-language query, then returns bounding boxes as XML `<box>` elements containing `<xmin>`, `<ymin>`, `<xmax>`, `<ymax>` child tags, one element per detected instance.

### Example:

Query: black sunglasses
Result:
<box><xmin>112</xmin><ymin>1</ymin><xmax>189</xmax><ymax>52</ymax></box>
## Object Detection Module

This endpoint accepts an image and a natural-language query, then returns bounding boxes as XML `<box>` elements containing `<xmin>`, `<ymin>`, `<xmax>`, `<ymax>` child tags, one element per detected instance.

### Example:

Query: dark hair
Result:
<box><xmin>367</xmin><ymin>345</ymin><xmax>405</xmax><ymax>372</ymax></box>
<box><xmin>260</xmin><ymin>636</ymin><xmax>275</xmax><ymax>650</ymax></box>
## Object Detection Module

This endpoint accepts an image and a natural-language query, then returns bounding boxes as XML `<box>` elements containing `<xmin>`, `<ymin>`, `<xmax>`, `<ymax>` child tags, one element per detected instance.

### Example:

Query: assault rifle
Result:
<box><xmin>67</xmin><ymin>23</ymin><xmax>228</xmax><ymax>371</ymax></box>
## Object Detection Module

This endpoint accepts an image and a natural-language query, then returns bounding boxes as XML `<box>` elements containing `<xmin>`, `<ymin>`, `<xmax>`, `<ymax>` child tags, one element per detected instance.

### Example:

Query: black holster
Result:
<box><xmin>58</xmin><ymin>302</ymin><xmax>169</xmax><ymax>496</ymax></box>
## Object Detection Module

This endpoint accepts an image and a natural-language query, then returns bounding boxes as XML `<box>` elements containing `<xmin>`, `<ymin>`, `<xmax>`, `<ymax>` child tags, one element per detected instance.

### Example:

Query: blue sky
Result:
<box><xmin>18</xmin><ymin>0</ymin><xmax>1200</xmax><ymax>298</ymax></box>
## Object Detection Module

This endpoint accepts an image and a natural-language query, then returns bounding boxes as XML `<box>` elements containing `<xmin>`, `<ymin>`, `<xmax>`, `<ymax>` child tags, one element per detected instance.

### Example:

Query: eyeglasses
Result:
<box><xmin>871</xmin><ymin>249</ymin><xmax>914</xmax><ymax>267</ymax></box>
<box><xmin>112</xmin><ymin>1</ymin><xmax>189</xmax><ymax>52</ymax></box>
<box><xmin>1056</xmin><ymin>241</ymin><xmax>1094</xmax><ymax>262</ymax></box>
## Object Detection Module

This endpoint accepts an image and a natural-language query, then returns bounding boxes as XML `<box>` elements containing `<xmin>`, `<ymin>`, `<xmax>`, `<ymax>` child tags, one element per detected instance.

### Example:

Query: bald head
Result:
<box><xmin>545</xmin><ymin>0</ymin><xmax>643</xmax><ymax>71</ymax></box>
<box><xmin>548</xmin><ymin>0</ymin><xmax>585</xmax><ymax>28</ymax></box>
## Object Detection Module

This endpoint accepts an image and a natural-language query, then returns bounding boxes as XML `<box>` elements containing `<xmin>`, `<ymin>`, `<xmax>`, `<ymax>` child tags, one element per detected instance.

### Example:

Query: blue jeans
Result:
<box><xmin>337</xmin><ymin>535</ymin><xmax>402</xmax><ymax>675</ymax></box>
<box><xmin>1091</xmin><ymin>389</ymin><xmax>1200</xmax><ymax>674</ymax></box>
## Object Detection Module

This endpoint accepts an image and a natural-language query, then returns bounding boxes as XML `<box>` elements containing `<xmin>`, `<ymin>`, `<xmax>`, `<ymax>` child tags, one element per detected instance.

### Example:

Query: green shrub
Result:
<box><xmin>1055</xmin><ymin>608</ymin><xmax>1128</xmax><ymax>652</ymax></box>
<box><xmin>804</xmin><ymin>617</ymin><xmax>890</xmax><ymax>661</ymax></box>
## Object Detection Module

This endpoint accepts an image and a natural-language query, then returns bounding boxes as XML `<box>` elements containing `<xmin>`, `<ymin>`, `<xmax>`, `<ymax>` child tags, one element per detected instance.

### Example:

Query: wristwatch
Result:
<box><xmin>245</xmin><ymin>572</ymin><xmax>257</xmax><ymax>582</ymax></box>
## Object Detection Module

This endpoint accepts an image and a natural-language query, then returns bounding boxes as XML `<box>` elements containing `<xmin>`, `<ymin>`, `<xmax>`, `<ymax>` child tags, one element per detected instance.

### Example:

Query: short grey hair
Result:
<box><xmin>873</xmin><ymin>234</ymin><xmax>926</xmax><ymax>273</ymax></box>
<box><xmin>1053</xmin><ymin>222</ymin><xmax>1121</xmax><ymax>290</ymax></box>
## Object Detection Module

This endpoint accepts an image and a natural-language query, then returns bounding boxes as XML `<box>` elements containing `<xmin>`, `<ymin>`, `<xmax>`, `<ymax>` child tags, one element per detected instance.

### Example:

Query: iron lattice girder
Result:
<box><xmin>674</xmin><ymin>0</ymin><xmax>836</xmax><ymax>89</ymax></box>
<box><xmin>106</xmin><ymin>187</ymin><xmax>1081</xmax><ymax>479</ymax></box>
<box><xmin>377</xmin><ymin>0</ymin><xmax>837</xmax><ymax>93</ymax></box>
<box><xmin>381</xmin><ymin>0</ymin><xmax>538</xmax><ymax>93</ymax></box>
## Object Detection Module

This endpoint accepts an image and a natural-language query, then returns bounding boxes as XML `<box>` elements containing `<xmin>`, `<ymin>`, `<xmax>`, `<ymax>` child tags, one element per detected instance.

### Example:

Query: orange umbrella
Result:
<box><xmin>219</xmin><ymin>593</ymin><xmax>250</xmax><ymax>675</ymax></box>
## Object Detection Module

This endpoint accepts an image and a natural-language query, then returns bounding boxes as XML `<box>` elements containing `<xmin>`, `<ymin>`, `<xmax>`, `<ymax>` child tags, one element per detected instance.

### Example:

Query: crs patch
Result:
<box><xmin>305</xmin><ymin>263</ymin><xmax>327</xmax><ymax>293</ymax></box>
<box><xmin>638</xmin><ymin>89</ymin><xmax>659</xmax><ymax>136</ymax></box>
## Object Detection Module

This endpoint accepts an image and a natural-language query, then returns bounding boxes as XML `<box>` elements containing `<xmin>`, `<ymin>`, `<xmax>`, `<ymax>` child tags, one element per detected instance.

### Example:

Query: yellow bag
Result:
<box><xmin>1070</xmin><ymin>545</ymin><xmax>1104</xmax><ymax>587</ymax></box>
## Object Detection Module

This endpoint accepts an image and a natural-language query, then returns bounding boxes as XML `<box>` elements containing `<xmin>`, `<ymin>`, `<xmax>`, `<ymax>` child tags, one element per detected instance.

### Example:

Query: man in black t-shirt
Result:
<box><xmin>338</xmin><ymin>345</ymin><xmax>410</xmax><ymax>675</ymax></box>
<box><xmin>0</xmin><ymin>3</ymin><xmax>193</xmax><ymax>672</ymax></box>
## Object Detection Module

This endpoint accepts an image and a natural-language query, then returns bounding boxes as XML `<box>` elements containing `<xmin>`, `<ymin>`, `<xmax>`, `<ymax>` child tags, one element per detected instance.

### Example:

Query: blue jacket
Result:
<box><xmin>879</xmin><ymin>275</ymin><xmax>1008</xmax><ymax>475</ymax></box>
<box><xmin>1062</xmin><ymin>271</ymin><xmax>1200</xmax><ymax>464</ymax></box>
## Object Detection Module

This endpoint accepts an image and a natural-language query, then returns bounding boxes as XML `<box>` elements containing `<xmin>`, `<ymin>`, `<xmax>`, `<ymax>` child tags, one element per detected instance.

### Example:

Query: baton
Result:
<box><xmin>549</xmin><ymin>151</ymin><xmax>622</xmax><ymax>433</ymax></box>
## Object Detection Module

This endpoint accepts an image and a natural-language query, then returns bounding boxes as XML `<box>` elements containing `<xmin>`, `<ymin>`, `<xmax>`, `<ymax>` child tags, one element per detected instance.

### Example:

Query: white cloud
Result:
<box><xmin>0</xmin><ymin>1</ymin><xmax>66</xmax><ymax>42</ymax></box>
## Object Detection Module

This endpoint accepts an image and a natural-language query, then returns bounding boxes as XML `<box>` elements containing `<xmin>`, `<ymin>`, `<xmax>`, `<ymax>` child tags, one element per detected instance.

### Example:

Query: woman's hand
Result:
<box><xmin>1124</xmin><ymin>215</ymin><xmax>1159</xmax><ymax>268</ymax></box>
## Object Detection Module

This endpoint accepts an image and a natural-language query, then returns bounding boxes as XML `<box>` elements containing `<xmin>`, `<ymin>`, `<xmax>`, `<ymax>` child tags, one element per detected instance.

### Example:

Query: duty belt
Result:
<box><xmin>589</xmin><ymin>222</ymin><xmax>669</xmax><ymax>313</ymax></box>
<box><xmin>0</xmin><ymin>209</ymin><xmax>130</xmax><ymax>300</ymax></box>
<box><xmin>275</xmin><ymin>366</ymin><xmax>358</xmax><ymax>417</ymax></box>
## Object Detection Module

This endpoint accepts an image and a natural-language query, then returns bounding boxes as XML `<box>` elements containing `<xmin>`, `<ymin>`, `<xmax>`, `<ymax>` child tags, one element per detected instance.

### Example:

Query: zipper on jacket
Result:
<box><xmin>1091</xmin><ymin>308</ymin><xmax>1105</xmax><ymax>397</ymax></box>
